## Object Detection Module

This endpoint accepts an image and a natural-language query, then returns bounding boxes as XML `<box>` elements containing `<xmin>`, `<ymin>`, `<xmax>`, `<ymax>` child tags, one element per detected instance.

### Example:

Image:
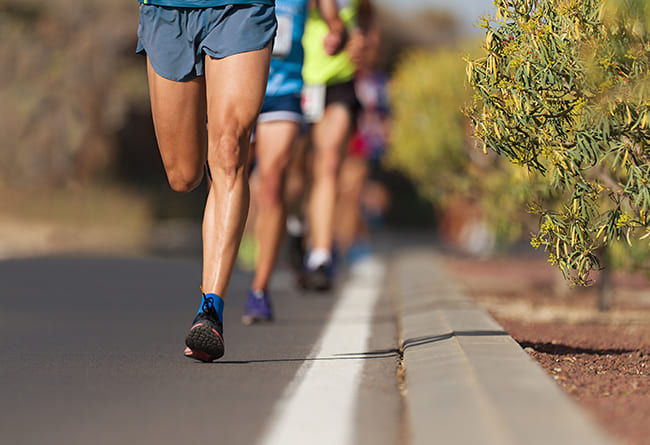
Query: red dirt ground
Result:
<box><xmin>444</xmin><ymin>252</ymin><xmax>650</xmax><ymax>445</ymax></box>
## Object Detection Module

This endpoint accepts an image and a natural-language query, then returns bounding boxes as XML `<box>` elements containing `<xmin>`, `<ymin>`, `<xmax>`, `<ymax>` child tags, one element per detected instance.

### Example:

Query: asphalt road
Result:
<box><xmin>0</xmin><ymin>254</ymin><xmax>401</xmax><ymax>445</ymax></box>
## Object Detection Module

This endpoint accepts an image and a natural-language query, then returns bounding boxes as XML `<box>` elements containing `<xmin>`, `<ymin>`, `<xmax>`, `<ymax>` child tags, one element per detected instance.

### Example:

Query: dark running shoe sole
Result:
<box><xmin>184</xmin><ymin>322</ymin><xmax>225</xmax><ymax>362</ymax></box>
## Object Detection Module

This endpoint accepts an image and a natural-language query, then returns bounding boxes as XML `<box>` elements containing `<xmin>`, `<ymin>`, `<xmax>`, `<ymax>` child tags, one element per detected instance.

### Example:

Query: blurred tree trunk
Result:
<box><xmin>597</xmin><ymin>247</ymin><xmax>613</xmax><ymax>312</ymax></box>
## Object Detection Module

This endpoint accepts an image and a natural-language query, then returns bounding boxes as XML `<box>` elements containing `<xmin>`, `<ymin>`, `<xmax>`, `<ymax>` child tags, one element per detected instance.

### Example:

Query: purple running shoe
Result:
<box><xmin>241</xmin><ymin>289</ymin><xmax>274</xmax><ymax>325</ymax></box>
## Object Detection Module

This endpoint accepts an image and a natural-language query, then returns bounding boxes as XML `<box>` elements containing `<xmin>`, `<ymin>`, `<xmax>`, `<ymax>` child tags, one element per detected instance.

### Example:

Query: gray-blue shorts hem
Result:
<box><xmin>137</xmin><ymin>4</ymin><xmax>277</xmax><ymax>82</ymax></box>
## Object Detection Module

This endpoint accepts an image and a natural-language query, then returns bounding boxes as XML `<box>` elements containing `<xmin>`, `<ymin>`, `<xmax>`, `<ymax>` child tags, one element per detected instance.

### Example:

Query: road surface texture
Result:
<box><xmin>0</xmin><ymin>233</ymin><xmax>615</xmax><ymax>444</ymax></box>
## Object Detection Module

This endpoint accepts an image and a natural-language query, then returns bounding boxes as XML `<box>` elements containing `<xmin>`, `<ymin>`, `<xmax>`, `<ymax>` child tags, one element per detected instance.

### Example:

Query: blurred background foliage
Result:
<box><xmin>0</xmin><ymin>0</ymin><xmax>149</xmax><ymax>188</ymax></box>
<box><xmin>386</xmin><ymin>45</ymin><xmax>546</xmax><ymax>254</ymax></box>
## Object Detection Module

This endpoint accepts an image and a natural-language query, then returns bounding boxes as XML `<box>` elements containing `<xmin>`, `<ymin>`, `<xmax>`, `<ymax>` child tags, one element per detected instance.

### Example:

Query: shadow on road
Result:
<box><xmin>402</xmin><ymin>329</ymin><xmax>510</xmax><ymax>351</ymax></box>
<box><xmin>202</xmin><ymin>348</ymin><xmax>400</xmax><ymax>365</ymax></box>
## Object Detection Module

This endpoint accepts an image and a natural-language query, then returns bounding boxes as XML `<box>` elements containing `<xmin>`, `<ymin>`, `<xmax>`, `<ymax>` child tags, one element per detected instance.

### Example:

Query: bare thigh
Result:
<box><xmin>312</xmin><ymin>103</ymin><xmax>353</xmax><ymax>171</ymax></box>
<box><xmin>146</xmin><ymin>59</ymin><xmax>208</xmax><ymax>192</ymax></box>
<box><xmin>204</xmin><ymin>45</ymin><xmax>272</xmax><ymax>172</ymax></box>
<box><xmin>256</xmin><ymin>121</ymin><xmax>301</xmax><ymax>179</ymax></box>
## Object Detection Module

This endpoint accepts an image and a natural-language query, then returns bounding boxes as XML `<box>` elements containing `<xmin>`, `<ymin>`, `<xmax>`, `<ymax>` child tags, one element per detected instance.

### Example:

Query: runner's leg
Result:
<box><xmin>202</xmin><ymin>45</ymin><xmax>272</xmax><ymax>297</ymax></box>
<box><xmin>284</xmin><ymin>133</ymin><xmax>310</xmax><ymax>273</ymax></box>
<box><xmin>251</xmin><ymin>120</ymin><xmax>301</xmax><ymax>291</ymax></box>
<box><xmin>308</xmin><ymin>103</ymin><xmax>353</xmax><ymax>253</ymax></box>
<box><xmin>335</xmin><ymin>154</ymin><xmax>370</xmax><ymax>255</ymax></box>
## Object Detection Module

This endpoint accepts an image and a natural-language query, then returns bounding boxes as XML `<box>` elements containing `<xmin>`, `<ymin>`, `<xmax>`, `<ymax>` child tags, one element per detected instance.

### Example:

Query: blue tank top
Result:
<box><xmin>265</xmin><ymin>0</ymin><xmax>309</xmax><ymax>97</ymax></box>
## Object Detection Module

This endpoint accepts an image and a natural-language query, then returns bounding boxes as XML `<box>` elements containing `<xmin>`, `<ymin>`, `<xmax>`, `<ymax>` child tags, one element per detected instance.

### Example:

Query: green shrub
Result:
<box><xmin>466</xmin><ymin>0</ymin><xmax>650</xmax><ymax>284</ymax></box>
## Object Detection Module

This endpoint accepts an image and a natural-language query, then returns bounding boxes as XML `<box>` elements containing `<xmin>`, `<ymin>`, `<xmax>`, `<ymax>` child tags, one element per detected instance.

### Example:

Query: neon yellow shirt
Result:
<box><xmin>301</xmin><ymin>0</ymin><xmax>358</xmax><ymax>86</ymax></box>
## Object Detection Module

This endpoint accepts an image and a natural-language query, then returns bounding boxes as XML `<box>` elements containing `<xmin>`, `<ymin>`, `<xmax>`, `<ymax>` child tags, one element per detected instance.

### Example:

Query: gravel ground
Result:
<box><xmin>444</xmin><ymin>252</ymin><xmax>650</xmax><ymax>445</ymax></box>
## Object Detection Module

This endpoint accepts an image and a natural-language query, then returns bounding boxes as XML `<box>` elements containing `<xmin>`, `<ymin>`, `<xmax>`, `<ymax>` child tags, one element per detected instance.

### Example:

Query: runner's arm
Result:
<box><xmin>358</xmin><ymin>0</ymin><xmax>374</xmax><ymax>33</ymax></box>
<box><xmin>316</xmin><ymin>0</ymin><xmax>348</xmax><ymax>55</ymax></box>
<box><xmin>346</xmin><ymin>0</ymin><xmax>377</xmax><ymax>69</ymax></box>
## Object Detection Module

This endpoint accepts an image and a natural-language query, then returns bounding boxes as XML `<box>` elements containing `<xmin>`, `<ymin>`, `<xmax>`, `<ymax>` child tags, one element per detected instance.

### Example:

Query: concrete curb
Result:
<box><xmin>390</xmin><ymin>249</ymin><xmax>616</xmax><ymax>445</ymax></box>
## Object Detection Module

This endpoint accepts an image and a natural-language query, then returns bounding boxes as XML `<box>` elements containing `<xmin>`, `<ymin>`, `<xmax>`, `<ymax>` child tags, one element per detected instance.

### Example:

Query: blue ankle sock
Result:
<box><xmin>199</xmin><ymin>292</ymin><xmax>225</xmax><ymax>322</ymax></box>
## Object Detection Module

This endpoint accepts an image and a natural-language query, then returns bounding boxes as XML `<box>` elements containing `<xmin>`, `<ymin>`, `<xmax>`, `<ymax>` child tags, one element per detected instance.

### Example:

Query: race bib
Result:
<box><xmin>272</xmin><ymin>14</ymin><xmax>293</xmax><ymax>58</ymax></box>
<box><xmin>301</xmin><ymin>84</ymin><xmax>326</xmax><ymax>123</ymax></box>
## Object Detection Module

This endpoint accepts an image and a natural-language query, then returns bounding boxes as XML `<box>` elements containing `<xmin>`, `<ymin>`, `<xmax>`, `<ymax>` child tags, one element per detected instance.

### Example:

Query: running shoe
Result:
<box><xmin>241</xmin><ymin>289</ymin><xmax>274</xmax><ymax>325</ymax></box>
<box><xmin>184</xmin><ymin>295</ymin><xmax>225</xmax><ymax>362</ymax></box>
<box><xmin>300</xmin><ymin>262</ymin><xmax>333</xmax><ymax>291</ymax></box>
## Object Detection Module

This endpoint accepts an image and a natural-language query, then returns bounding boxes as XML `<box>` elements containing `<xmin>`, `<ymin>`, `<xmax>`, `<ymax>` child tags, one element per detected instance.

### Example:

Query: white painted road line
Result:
<box><xmin>258</xmin><ymin>258</ymin><xmax>385</xmax><ymax>445</ymax></box>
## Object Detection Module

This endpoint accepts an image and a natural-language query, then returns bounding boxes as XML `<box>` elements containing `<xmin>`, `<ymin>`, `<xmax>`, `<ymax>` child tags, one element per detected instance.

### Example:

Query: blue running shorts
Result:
<box><xmin>137</xmin><ymin>4</ymin><xmax>277</xmax><ymax>82</ymax></box>
<box><xmin>258</xmin><ymin>93</ymin><xmax>304</xmax><ymax>124</ymax></box>
<box><xmin>251</xmin><ymin>93</ymin><xmax>305</xmax><ymax>144</ymax></box>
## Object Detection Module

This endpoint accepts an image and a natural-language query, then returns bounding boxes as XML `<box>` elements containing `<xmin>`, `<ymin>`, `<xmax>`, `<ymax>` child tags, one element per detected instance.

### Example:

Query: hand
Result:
<box><xmin>345</xmin><ymin>29</ymin><xmax>366</xmax><ymax>68</ymax></box>
<box><xmin>323</xmin><ymin>25</ymin><xmax>348</xmax><ymax>56</ymax></box>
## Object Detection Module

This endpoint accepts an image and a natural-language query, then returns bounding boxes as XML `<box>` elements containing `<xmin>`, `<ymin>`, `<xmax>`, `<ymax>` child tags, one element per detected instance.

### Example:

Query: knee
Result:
<box><xmin>257</xmin><ymin>171</ymin><xmax>285</xmax><ymax>207</ymax></box>
<box><xmin>313</xmin><ymin>149</ymin><xmax>341</xmax><ymax>179</ymax></box>
<box><xmin>208</xmin><ymin>132</ymin><xmax>248</xmax><ymax>185</ymax></box>
<box><xmin>167</xmin><ymin>167</ymin><xmax>203</xmax><ymax>193</ymax></box>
